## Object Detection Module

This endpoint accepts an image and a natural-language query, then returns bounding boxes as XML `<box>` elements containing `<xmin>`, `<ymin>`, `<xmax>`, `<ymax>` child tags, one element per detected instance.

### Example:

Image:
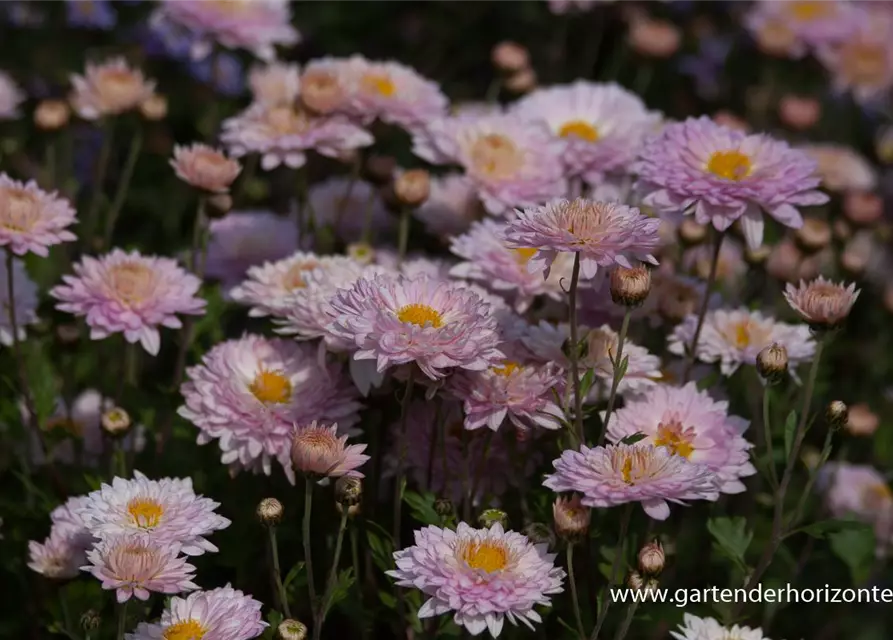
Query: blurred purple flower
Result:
<box><xmin>66</xmin><ymin>1</ymin><xmax>116</xmax><ymax>30</ymax></box>
<box><xmin>678</xmin><ymin>36</ymin><xmax>733</xmax><ymax>101</ymax></box>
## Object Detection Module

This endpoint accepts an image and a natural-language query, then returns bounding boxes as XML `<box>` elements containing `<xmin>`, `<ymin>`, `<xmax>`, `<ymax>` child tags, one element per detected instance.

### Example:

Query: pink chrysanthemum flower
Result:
<box><xmin>745</xmin><ymin>0</ymin><xmax>863</xmax><ymax>59</ymax></box>
<box><xmin>634</xmin><ymin>116</ymin><xmax>829</xmax><ymax>250</ymax></box>
<box><xmin>220</xmin><ymin>102</ymin><xmax>373</xmax><ymax>171</ymax></box>
<box><xmin>170</xmin><ymin>143</ymin><xmax>241</xmax><ymax>193</ymax></box>
<box><xmin>544</xmin><ymin>443</ymin><xmax>721</xmax><ymax>520</ymax></box>
<box><xmin>308</xmin><ymin>178</ymin><xmax>394</xmax><ymax>245</ymax></box>
<box><xmin>817</xmin><ymin>13</ymin><xmax>893</xmax><ymax>105</ymax></box>
<box><xmin>204</xmin><ymin>211</ymin><xmax>300</xmax><ymax>293</ymax></box>
<box><xmin>784</xmin><ymin>276</ymin><xmax>860</xmax><ymax>328</ymax></box>
<box><xmin>249</xmin><ymin>61</ymin><xmax>301</xmax><ymax>106</ymax></box>
<box><xmin>0</xmin><ymin>70</ymin><xmax>24</xmax><ymax>120</ymax></box>
<box><xmin>818</xmin><ymin>462</ymin><xmax>893</xmax><ymax>555</ymax></box>
<box><xmin>51</xmin><ymin>249</ymin><xmax>206</xmax><ymax>356</ymax></box>
<box><xmin>0</xmin><ymin>256</ymin><xmax>38</xmax><ymax>345</ymax></box>
<box><xmin>388</xmin><ymin>522</ymin><xmax>565</xmax><ymax>638</ymax></box>
<box><xmin>799</xmin><ymin>143</ymin><xmax>877</xmax><ymax>192</ymax></box>
<box><xmin>290</xmin><ymin>421</ymin><xmax>369</xmax><ymax>478</ymax></box>
<box><xmin>152</xmin><ymin>0</ymin><xmax>299</xmax><ymax>61</ymax></box>
<box><xmin>414</xmin><ymin>174</ymin><xmax>484</xmax><ymax>239</ymax></box>
<box><xmin>28</xmin><ymin>496</ymin><xmax>95</xmax><ymax>579</ymax></box>
<box><xmin>127</xmin><ymin>586</ymin><xmax>267</xmax><ymax>640</ymax></box>
<box><xmin>231</xmin><ymin>251</ymin><xmax>329</xmax><ymax>318</ymax></box>
<box><xmin>605</xmin><ymin>383</ymin><xmax>756</xmax><ymax>495</ymax></box>
<box><xmin>413</xmin><ymin>113</ymin><xmax>567</xmax><ymax>216</ymax></box>
<box><xmin>668</xmin><ymin>308</ymin><xmax>815</xmax><ymax>377</ymax></box>
<box><xmin>672</xmin><ymin>613</ymin><xmax>771</xmax><ymax>640</ymax></box>
<box><xmin>505</xmin><ymin>198</ymin><xmax>661</xmax><ymax>279</ymax></box>
<box><xmin>513</xmin><ymin>81</ymin><xmax>661</xmax><ymax>184</ymax></box>
<box><xmin>83</xmin><ymin>534</ymin><xmax>198</xmax><ymax>603</ymax></box>
<box><xmin>0</xmin><ymin>175</ymin><xmax>77</xmax><ymax>256</ymax></box>
<box><xmin>80</xmin><ymin>471</ymin><xmax>231</xmax><ymax>555</ymax></box>
<box><xmin>70</xmin><ymin>57</ymin><xmax>155</xmax><ymax>120</ymax></box>
<box><xmin>325</xmin><ymin>274</ymin><xmax>504</xmax><ymax>380</ymax></box>
<box><xmin>179</xmin><ymin>335</ymin><xmax>361</xmax><ymax>484</ymax></box>
<box><xmin>450</xmin><ymin>218</ymin><xmax>572</xmax><ymax>312</ymax></box>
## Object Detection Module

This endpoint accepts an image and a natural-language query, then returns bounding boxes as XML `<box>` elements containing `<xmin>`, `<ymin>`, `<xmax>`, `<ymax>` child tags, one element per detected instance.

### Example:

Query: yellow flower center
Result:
<box><xmin>108</xmin><ymin>262</ymin><xmax>156</xmax><ymax>306</ymax></box>
<box><xmin>786</xmin><ymin>1</ymin><xmax>832</xmax><ymax>21</ymax></box>
<box><xmin>512</xmin><ymin>247</ymin><xmax>537</xmax><ymax>264</ymax></box>
<box><xmin>706</xmin><ymin>150</ymin><xmax>753</xmax><ymax>181</ymax></box>
<box><xmin>461</xmin><ymin>540</ymin><xmax>509</xmax><ymax>573</ymax></box>
<box><xmin>559</xmin><ymin>119</ymin><xmax>600</xmax><ymax>142</ymax></box>
<box><xmin>653</xmin><ymin>420</ymin><xmax>695</xmax><ymax>459</ymax></box>
<box><xmin>360</xmin><ymin>73</ymin><xmax>396</xmax><ymax>97</ymax></box>
<box><xmin>614</xmin><ymin>447</ymin><xmax>660</xmax><ymax>486</ymax></box>
<box><xmin>126</xmin><ymin>498</ymin><xmax>164</xmax><ymax>529</ymax></box>
<box><xmin>621</xmin><ymin>456</ymin><xmax>634</xmax><ymax>484</ymax></box>
<box><xmin>864</xmin><ymin>482</ymin><xmax>893</xmax><ymax>510</ymax></box>
<box><xmin>491</xmin><ymin>361</ymin><xmax>521</xmax><ymax>377</ymax></box>
<box><xmin>163</xmin><ymin>620</ymin><xmax>207</xmax><ymax>640</ymax></box>
<box><xmin>249</xmin><ymin>368</ymin><xmax>293</xmax><ymax>404</ymax></box>
<box><xmin>470</xmin><ymin>134</ymin><xmax>523</xmax><ymax>180</ymax></box>
<box><xmin>266</xmin><ymin>106</ymin><xmax>310</xmax><ymax>135</ymax></box>
<box><xmin>0</xmin><ymin>187</ymin><xmax>40</xmax><ymax>233</ymax></box>
<box><xmin>43</xmin><ymin>417</ymin><xmax>84</xmax><ymax>437</ymax></box>
<box><xmin>396</xmin><ymin>304</ymin><xmax>443</xmax><ymax>328</ymax></box>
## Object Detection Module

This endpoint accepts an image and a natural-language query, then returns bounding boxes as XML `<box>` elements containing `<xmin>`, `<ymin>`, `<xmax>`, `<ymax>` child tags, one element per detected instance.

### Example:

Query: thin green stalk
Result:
<box><xmin>567</xmin><ymin>544</ymin><xmax>586</xmax><ymax>639</ymax></box>
<box><xmin>568</xmin><ymin>252</ymin><xmax>584</xmax><ymax>445</ymax></box>
<box><xmin>360</xmin><ymin>188</ymin><xmax>378</xmax><ymax>245</ymax></box>
<box><xmin>82</xmin><ymin>121</ymin><xmax>115</xmax><ymax>252</ymax></box>
<box><xmin>269</xmin><ymin>525</ymin><xmax>292</xmax><ymax>617</ymax></box>
<box><xmin>590</xmin><ymin>504</ymin><xmax>633</xmax><ymax>640</ymax></box>
<box><xmin>612</xmin><ymin>602</ymin><xmax>639</xmax><ymax>640</ymax></box>
<box><xmin>116</xmin><ymin>600</ymin><xmax>129</xmax><ymax>640</ymax></box>
<box><xmin>58</xmin><ymin>587</ymin><xmax>72</xmax><ymax>638</ymax></box>
<box><xmin>790</xmin><ymin>425</ymin><xmax>834</xmax><ymax>530</ymax></box>
<box><xmin>397</xmin><ymin>205</ymin><xmax>411</xmax><ymax>266</ymax></box>
<box><xmin>762</xmin><ymin>381</ymin><xmax>779</xmax><ymax>490</ymax></box>
<box><xmin>103</xmin><ymin>127</ymin><xmax>143</xmax><ymax>248</ymax></box>
<box><xmin>393</xmin><ymin>371</ymin><xmax>415</xmax><ymax>625</ymax></box>
<box><xmin>316</xmin><ymin>511</ymin><xmax>350</xmax><ymax>639</ymax></box>
<box><xmin>682</xmin><ymin>231</ymin><xmax>725</xmax><ymax>383</ymax></box>
<box><xmin>599</xmin><ymin>309</ymin><xmax>632</xmax><ymax>444</ymax></box>
<box><xmin>303</xmin><ymin>478</ymin><xmax>319</xmax><ymax>627</ymax></box>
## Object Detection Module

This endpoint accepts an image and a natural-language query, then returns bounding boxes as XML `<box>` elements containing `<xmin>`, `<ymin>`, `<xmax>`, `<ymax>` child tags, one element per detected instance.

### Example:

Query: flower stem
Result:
<box><xmin>303</xmin><ymin>478</ymin><xmax>319</xmax><ymax>628</ymax></box>
<box><xmin>567</xmin><ymin>544</ymin><xmax>586</xmax><ymax>639</ymax></box>
<box><xmin>269</xmin><ymin>525</ymin><xmax>292</xmax><ymax>618</ymax></box>
<box><xmin>116</xmin><ymin>600</ymin><xmax>129</xmax><ymax>640</ymax></box>
<box><xmin>681</xmin><ymin>230</ymin><xmax>725</xmax><ymax>383</ymax></box>
<box><xmin>397</xmin><ymin>206</ymin><xmax>411</xmax><ymax>266</ymax></box>
<box><xmin>81</xmin><ymin>120</ymin><xmax>115</xmax><ymax>253</ymax></box>
<box><xmin>102</xmin><ymin>126</ymin><xmax>143</xmax><ymax>249</ymax></box>
<box><xmin>315</xmin><ymin>510</ymin><xmax>350</xmax><ymax>640</ymax></box>
<box><xmin>393</xmin><ymin>370</ymin><xmax>415</xmax><ymax>625</ymax></box>
<box><xmin>599</xmin><ymin>309</ymin><xmax>632</xmax><ymax>445</ymax></box>
<box><xmin>568</xmin><ymin>252</ymin><xmax>584</xmax><ymax>445</ymax></box>
<box><xmin>590</xmin><ymin>504</ymin><xmax>633</xmax><ymax>640</ymax></box>
<box><xmin>360</xmin><ymin>188</ymin><xmax>378</xmax><ymax>245</ymax></box>
<box><xmin>761</xmin><ymin>378</ymin><xmax>779</xmax><ymax>490</ymax></box>
<box><xmin>612</xmin><ymin>602</ymin><xmax>639</xmax><ymax>640</ymax></box>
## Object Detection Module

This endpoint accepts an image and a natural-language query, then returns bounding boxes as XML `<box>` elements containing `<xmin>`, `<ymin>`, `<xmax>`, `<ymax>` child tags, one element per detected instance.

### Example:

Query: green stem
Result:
<box><xmin>762</xmin><ymin>379</ymin><xmax>779</xmax><ymax>490</ymax></box>
<box><xmin>103</xmin><ymin>127</ymin><xmax>143</xmax><ymax>248</ymax></box>
<box><xmin>269</xmin><ymin>526</ymin><xmax>292</xmax><ymax>617</ymax></box>
<box><xmin>316</xmin><ymin>511</ymin><xmax>350</xmax><ymax>639</ymax></box>
<box><xmin>82</xmin><ymin>121</ymin><xmax>115</xmax><ymax>252</ymax></box>
<box><xmin>682</xmin><ymin>230</ymin><xmax>725</xmax><ymax>383</ymax></box>
<box><xmin>116</xmin><ymin>600</ymin><xmax>129</xmax><ymax>640</ymax></box>
<box><xmin>599</xmin><ymin>309</ymin><xmax>632</xmax><ymax>444</ymax></box>
<box><xmin>393</xmin><ymin>371</ymin><xmax>415</xmax><ymax>625</ymax></box>
<box><xmin>567</xmin><ymin>544</ymin><xmax>586</xmax><ymax>639</ymax></box>
<box><xmin>303</xmin><ymin>478</ymin><xmax>319</xmax><ymax>628</ymax></box>
<box><xmin>568</xmin><ymin>252</ymin><xmax>584</xmax><ymax>445</ymax></box>
<box><xmin>790</xmin><ymin>425</ymin><xmax>834</xmax><ymax>529</ymax></box>
<box><xmin>612</xmin><ymin>602</ymin><xmax>639</xmax><ymax>640</ymax></box>
<box><xmin>397</xmin><ymin>205</ymin><xmax>412</xmax><ymax>266</ymax></box>
<box><xmin>590</xmin><ymin>504</ymin><xmax>633</xmax><ymax>640</ymax></box>
<box><xmin>58</xmin><ymin>587</ymin><xmax>72</xmax><ymax>637</ymax></box>
<box><xmin>360</xmin><ymin>187</ymin><xmax>377</xmax><ymax>245</ymax></box>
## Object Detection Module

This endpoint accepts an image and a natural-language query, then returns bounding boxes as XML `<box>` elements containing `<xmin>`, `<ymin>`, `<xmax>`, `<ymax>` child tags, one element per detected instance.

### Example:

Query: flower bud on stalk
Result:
<box><xmin>794</xmin><ymin>218</ymin><xmax>831</xmax><ymax>254</ymax></box>
<box><xmin>523</xmin><ymin>522</ymin><xmax>556</xmax><ymax>549</ymax></box>
<box><xmin>491</xmin><ymin>41</ymin><xmax>530</xmax><ymax>74</ymax></box>
<box><xmin>139</xmin><ymin>94</ymin><xmax>168</xmax><ymax>121</ymax></box>
<box><xmin>101</xmin><ymin>407</ymin><xmax>131</xmax><ymax>437</ymax></box>
<box><xmin>434</xmin><ymin>498</ymin><xmax>454</xmax><ymax>519</ymax></box>
<box><xmin>393</xmin><ymin>169</ymin><xmax>430</xmax><ymax>208</ymax></box>
<box><xmin>678</xmin><ymin>219</ymin><xmax>707</xmax><ymax>246</ymax></box>
<box><xmin>756</xmin><ymin>343</ymin><xmax>788</xmax><ymax>385</ymax></box>
<box><xmin>257</xmin><ymin>497</ymin><xmax>283</xmax><ymax>526</ymax></box>
<box><xmin>504</xmin><ymin>68</ymin><xmax>537</xmax><ymax>95</ymax></box>
<box><xmin>206</xmin><ymin>193</ymin><xmax>233</xmax><ymax>219</ymax></box>
<box><xmin>335</xmin><ymin>476</ymin><xmax>362</xmax><ymax>517</ymax></box>
<box><xmin>637</xmin><ymin>539</ymin><xmax>665</xmax><ymax>576</ymax></box>
<box><xmin>627</xmin><ymin>570</ymin><xmax>645</xmax><ymax>591</ymax></box>
<box><xmin>34</xmin><ymin>99</ymin><xmax>71</xmax><ymax>131</ymax></box>
<box><xmin>80</xmin><ymin>610</ymin><xmax>101</xmax><ymax>632</ymax></box>
<box><xmin>826</xmin><ymin>400</ymin><xmax>848</xmax><ymax>432</ymax></box>
<box><xmin>277</xmin><ymin>619</ymin><xmax>308</xmax><ymax>640</ymax></box>
<box><xmin>846</xmin><ymin>403</ymin><xmax>878</xmax><ymax>437</ymax></box>
<box><xmin>610</xmin><ymin>265</ymin><xmax>652</xmax><ymax>308</ymax></box>
<box><xmin>552</xmin><ymin>495</ymin><xmax>590</xmax><ymax>543</ymax></box>
<box><xmin>362</xmin><ymin>154</ymin><xmax>397</xmax><ymax>187</ymax></box>
<box><xmin>478</xmin><ymin>508</ymin><xmax>509</xmax><ymax>529</ymax></box>
<box><xmin>346</xmin><ymin>242</ymin><xmax>375</xmax><ymax>265</ymax></box>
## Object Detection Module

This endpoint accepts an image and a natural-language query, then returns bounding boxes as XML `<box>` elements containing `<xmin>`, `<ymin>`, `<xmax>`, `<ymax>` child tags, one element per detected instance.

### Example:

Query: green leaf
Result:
<box><xmin>579</xmin><ymin>368</ymin><xmax>596</xmax><ymax>398</ymax></box>
<box><xmin>403</xmin><ymin>491</ymin><xmax>441</xmax><ymax>526</ymax></box>
<box><xmin>365</xmin><ymin>523</ymin><xmax>394</xmax><ymax>572</ymax></box>
<box><xmin>327</xmin><ymin>568</ymin><xmax>356</xmax><ymax>612</ymax></box>
<box><xmin>620</xmin><ymin>432</ymin><xmax>647</xmax><ymax>445</ymax></box>
<box><xmin>707</xmin><ymin>517</ymin><xmax>753</xmax><ymax>570</ymax></box>
<box><xmin>282</xmin><ymin>561</ymin><xmax>305</xmax><ymax>590</ymax></box>
<box><xmin>696</xmin><ymin>371</ymin><xmax>720</xmax><ymax>391</ymax></box>
<box><xmin>783</xmin><ymin>411</ymin><xmax>797</xmax><ymax>459</ymax></box>
<box><xmin>793</xmin><ymin>519</ymin><xmax>871</xmax><ymax>540</ymax></box>
<box><xmin>829</xmin><ymin>528</ymin><xmax>875</xmax><ymax>584</ymax></box>
<box><xmin>616</xmin><ymin>355</ymin><xmax>629</xmax><ymax>380</ymax></box>
<box><xmin>378</xmin><ymin>590</ymin><xmax>397</xmax><ymax>610</ymax></box>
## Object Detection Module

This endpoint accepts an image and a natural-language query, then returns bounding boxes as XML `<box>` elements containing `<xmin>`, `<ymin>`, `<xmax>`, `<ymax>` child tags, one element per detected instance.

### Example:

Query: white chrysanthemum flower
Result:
<box><xmin>671</xmin><ymin>613</ymin><xmax>772</xmax><ymax>640</ymax></box>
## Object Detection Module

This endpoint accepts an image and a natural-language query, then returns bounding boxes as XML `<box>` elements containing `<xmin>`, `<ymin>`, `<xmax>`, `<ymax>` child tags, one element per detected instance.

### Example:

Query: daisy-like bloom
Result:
<box><xmin>28</xmin><ymin>530</ymin><xmax>89</xmax><ymax>580</ymax></box>
<box><xmin>784</xmin><ymin>276</ymin><xmax>860</xmax><ymax>329</ymax></box>
<box><xmin>799</xmin><ymin>143</ymin><xmax>877</xmax><ymax>193</ymax></box>
<box><xmin>413</xmin><ymin>113</ymin><xmax>567</xmax><ymax>216</ymax></box>
<box><xmin>671</xmin><ymin>613</ymin><xmax>771</xmax><ymax>640</ymax></box>
<box><xmin>0</xmin><ymin>70</ymin><xmax>24</xmax><ymax>119</ymax></box>
<box><xmin>544</xmin><ymin>443</ymin><xmax>721</xmax><ymax>520</ymax></box>
<box><xmin>0</xmin><ymin>175</ymin><xmax>77</xmax><ymax>256</ymax></box>
<box><xmin>83</xmin><ymin>534</ymin><xmax>198</xmax><ymax>603</ymax></box>
<box><xmin>51</xmin><ymin>249</ymin><xmax>206</xmax><ymax>356</ymax></box>
<box><xmin>745</xmin><ymin>0</ymin><xmax>862</xmax><ymax>59</ymax></box>
<box><xmin>179</xmin><ymin>335</ymin><xmax>361</xmax><ymax>484</ymax></box>
<box><xmin>204</xmin><ymin>211</ymin><xmax>300</xmax><ymax>293</ymax></box>
<box><xmin>0</xmin><ymin>255</ymin><xmax>38</xmax><ymax>346</ymax></box>
<box><xmin>634</xmin><ymin>116</ymin><xmax>829</xmax><ymax>250</ymax></box>
<box><xmin>80</xmin><ymin>471</ymin><xmax>231</xmax><ymax>555</ymax></box>
<box><xmin>819</xmin><ymin>462</ymin><xmax>893</xmax><ymax>525</ymax></box>
<box><xmin>290</xmin><ymin>421</ymin><xmax>369</xmax><ymax>479</ymax></box>
<box><xmin>126</xmin><ymin>586</ymin><xmax>267</xmax><ymax>640</ymax></box>
<box><xmin>231</xmin><ymin>251</ymin><xmax>327</xmax><ymax>318</ymax></box>
<box><xmin>513</xmin><ymin>82</ymin><xmax>661</xmax><ymax>184</ymax></box>
<box><xmin>668</xmin><ymin>308</ymin><xmax>815</xmax><ymax>377</ymax></box>
<box><xmin>248</xmin><ymin>61</ymin><xmax>301</xmax><ymax>106</ymax></box>
<box><xmin>817</xmin><ymin>14</ymin><xmax>893</xmax><ymax>105</ymax></box>
<box><xmin>170</xmin><ymin>143</ymin><xmax>241</xmax><ymax>193</ymax></box>
<box><xmin>414</xmin><ymin>174</ymin><xmax>484</xmax><ymax>239</ymax></box>
<box><xmin>605</xmin><ymin>383</ymin><xmax>756</xmax><ymax>495</ymax></box>
<box><xmin>388</xmin><ymin>522</ymin><xmax>565</xmax><ymax>638</ymax></box>
<box><xmin>325</xmin><ymin>274</ymin><xmax>503</xmax><ymax>380</ymax></box>
<box><xmin>151</xmin><ymin>0</ymin><xmax>299</xmax><ymax>61</ymax></box>
<box><xmin>70</xmin><ymin>57</ymin><xmax>156</xmax><ymax>120</ymax></box>
<box><xmin>308</xmin><ymin>178</ymin><xmax>395</xmax><ymax>245</ymax></box>
<box><xmin>449</xmin><ymin>218</ymin><xmax>572</xmax><ymax>312</ymax></box>
<box><xmin>504</xmin><ymin>198</ymin><xmax>661</xmax><ymax>279</ymax></box>
<box><xmin>221</xmin><ymin>102</ymin><xmax>373</xmax><ymax>171</ymax></box>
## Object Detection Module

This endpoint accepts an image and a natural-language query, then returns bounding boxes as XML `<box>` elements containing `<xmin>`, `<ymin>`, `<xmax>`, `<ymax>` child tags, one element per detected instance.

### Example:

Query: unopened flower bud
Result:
<box><xmin>756</xmin><ymin>343</ymin><xmax>788</xmax><ymax>384</ymax></box>
<box><xmin>363</xmin><ymin>155</ymin><xmax>397</xmax><ymax>187</ymax></box>
<box><xmin>678</xmin><ymin>219</ymin><xmax>707</xmax><ymax>246</ymax></box>
<box><xmin>553</xmin><ymin>495</ymin><xmax>591</xmax><ymax>542</ymax></box>
<box><xmin>844</xmin><ymin>191</ymin><xmax>883</xmax><ymax>228</ymax></box>
<box><xmin>80</xmin><ymin>610</ymin><xmax>101</xmax><ymax>632</ymax></box>
<box><xmin>393</xmin><ymin>169</ymin><xmax>430</xmax><ymax>208</ymax></box>
<box><xmin>794</xmin><ymin>218</ymin><xmax>831</xmax><ymax>254</ymax></box>
<box><xmin>645</xmin><ymin>577</ymin><xmax>660</xmax><ymax>592</ymax></box>
<box><xmin>504</xmin><ymin>68</ymin><xmax>537</xmax><ymax>95</ymax></box>
<box><xmin>610</xmin><ymin>265</ymin><xmax>652</xmax><ymax>308</ymax></box>
<box><xmin>139</xmin><ymin>94</ymin><xmax>168</xmax><ymax>121</ymax></box>
<box><xmin>335</xmin><ymin>476</ymin><xmax>362</xmax><ymax>508</ymax></box>
<box><xmin>478</xmin><ymin>508</ymin><xmax>508</xmax><ymax>529</ymax></box>
<box><xmin>56</xmin><ymin>323</ymin><xmax>81</xmax><ymax>345</ymax></box>
<box><xmin>34</xmin><ymin>99</ymin><xmax>71</xmax><ymax>131</ymax></box>
<box><xmin>629</xmin><ymin>18</ymin><xmax>681</xmax><ymax>58</ymax></box>
<box><xmin>779</xmin><ymin>95</ymin><xmax>820</xmax><ymax>131</ymax></box>
<box><xmin>491</xmin><ymin>41</ymin><xmax>530</xmax><ymax>73</ymax></box>
<box><xmin>744</xmin><ymin>245</ymin><xmax>771</xmax><ymax>266</ymax></box>
<box><xmin>637</xmin><ymin>539</ymin><xmax>665</xmax><ymax>576</ymax></box>
<box><xmin>206</xmin><ymin>193</ymin><xmax>233</xmax><ymax>219</ymax></box>
<box><xmin>434</xmin><ymin>498</ymin><xmax>454</xmax><ymax>518</ymax></box>
<box><xmin>627</xmin><ymin>570</ymin><xmax>645</xmax><ymax>591</ymax></box>
<box><xmin>257</xmin><ymin>497</ymin><xmax>283</xmax><ymax>526</ymax></box>
<box><xmin>522</xmin><ymin>522</ymin><xmax>556</xmax><ymax>549</ymax></box>
<box><xmin>347</xmin><ymin>242</ymin><xmax>375</xmax><ymax>265</ymax></box>
<box><xmin>101</xmin><ymin>407</ymin><xmax>131</xmax><ymax>436</ymax></box>
<box><xmin>846</xmin><ymin>403</ymin><xmax>879</xmax><ymax>436</ymax></box>
<box><xmin>299</xmin><ymin>70</ymin><xmax>345</xmax><ymax>115</ymax></box>
<box><xmin>277</xmin><ymin>619</ymin><xmax>308</xmax><ymax>640</ymax></box>
<box><xmin>826</xmin><ymin>400</ymin><xmax>848</xmax><ymax>432</ymax></box>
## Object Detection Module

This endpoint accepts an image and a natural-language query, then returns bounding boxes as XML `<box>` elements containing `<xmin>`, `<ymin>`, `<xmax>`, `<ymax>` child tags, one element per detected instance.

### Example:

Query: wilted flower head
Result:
<box><xmin>0</xmin><ymin>70</ymin><xmax>24</xmax><ymax>119</ymax></box>
<box><xmin>605</xmin><ymin>383</ymin><xmax>756</xmax><ymax>495</ymax></box>
<box><xmin>512</xmin><ymin>81</ymin><xmax>661</xmax><ymax>183</ymax></box>
<box><xmin>0</xmin><ymin>175</ymin><xmax>77</xmax><ymax>256</ymax></box>
<box><xmin>170</xmin><ymin>143</ymin><xmax>241</xmax><ymax>193</ymax></box>
<box><xmin>83</xmin><ymin>534</ymin><xmax>198</xmax><ymax>603</ymax></box>
<box><xmin>249</xmin><ymin>61</ymin><xmax>301</xmax><ymax>106</ymax></box>
<box><xmin>388</xmin><ymin>522</ymin><xmax>565</xmax><ymax>637</ymax></box>
<box><xmin>543</xmin><ymin>443</ymin><xmax>721</xmax><ymax>520</ymax></box>
<box><xmin>325</xmin><ymin>274</ymin><xmax>503</xmax><ymax>380</ymax></box>
<box><xmin>70</xmin><ymin>57</ymin><xmax>155</xmax><ymax>120</ymax></box>
<box><xmin>671</xmin><ymin>613</ymin><xmax>771</xmax><ymax>640</ymax></box>
<box><xmin>51</xmin><ymin>249</ymin><xmax>206</xmax><ymax>356</ymax></box>
<box><xmin>0</xmin><ymin>256</ymin><xmax>38</xmax><ymax>346</ymax></box>
<box><xmin>784</xmin><ymin>276</ymin><xmax>860</xmax><ymax>329</ymax></box>
<box><xmin>126</xmin><ymin>586</ymin><xmax>267</xmax><ymax>640</ymax></box>
<box><xmin>635</xmin><ymin>116</ymin><xmax>828</xmax><ymax>250</ymax></box>
<box><xmin>290</xmin><ymin>421</ymin><xmax>369</xmax><ymax>479</ymax></box>
<box><xmin>80</xmin><ymin>471</ymin><xmax>231</xmax><ymax>555</ymax></box>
